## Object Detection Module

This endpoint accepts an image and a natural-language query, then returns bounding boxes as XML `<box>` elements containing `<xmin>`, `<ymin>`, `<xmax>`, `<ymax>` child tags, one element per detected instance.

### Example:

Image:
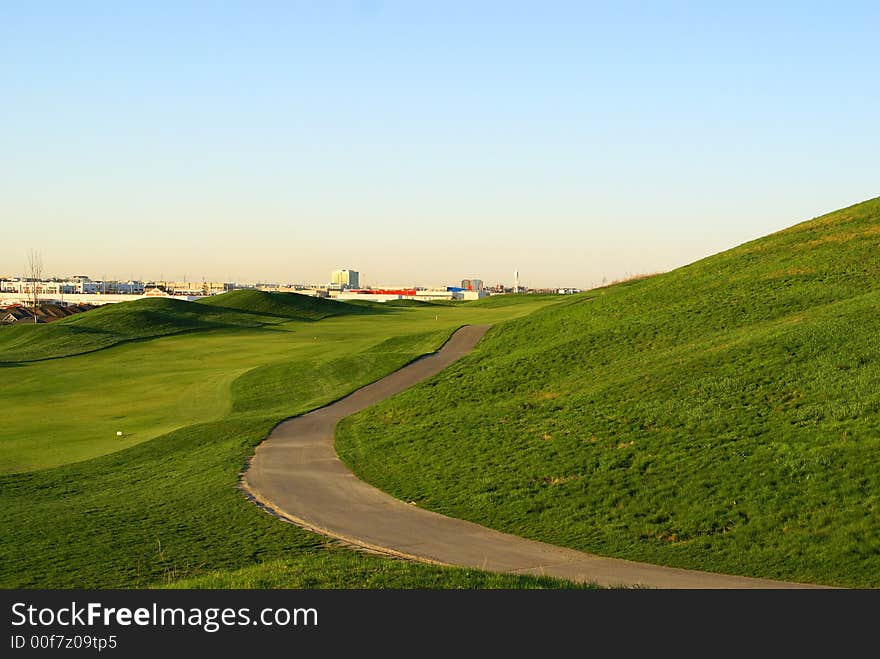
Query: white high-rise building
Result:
<box><xmin>331</xmin><ymin>268</ymin><xmax>360</xmax><ymax>289</ymax></box>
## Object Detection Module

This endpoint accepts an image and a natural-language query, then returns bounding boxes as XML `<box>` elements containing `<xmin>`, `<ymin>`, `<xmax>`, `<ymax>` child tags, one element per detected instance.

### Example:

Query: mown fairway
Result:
<box><xmin>338</xmin><ymin>197</ymin><xmax>880</xmax><ymax>588</ymax></box>
<box><xmin>0</xmin><ymin>292</ymin><xmax>576</xmax><ymax>588</ymax></box>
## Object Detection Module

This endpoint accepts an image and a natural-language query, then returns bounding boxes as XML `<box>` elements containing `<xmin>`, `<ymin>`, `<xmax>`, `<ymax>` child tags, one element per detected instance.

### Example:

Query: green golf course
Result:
<box><xmin>0</xmin><ymin>291</ymin><xmax>577</xmax><ymax>588</ymax></box>
<box><xmin>338</xmin><ymin>196</ymin><xmax>880</xmax><ymax>588</ymax></box>
<box><xmin>3</xmin><ymin>196</ymin><xmax>878</xmax><ymax>589</ymax></box>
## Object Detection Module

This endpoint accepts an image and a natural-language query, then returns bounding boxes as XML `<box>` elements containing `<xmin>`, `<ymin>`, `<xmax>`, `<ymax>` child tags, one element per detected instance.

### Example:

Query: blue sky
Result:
<box><xmin>2</xmin><ymin>1</ymin><xmax>877</xmax><ymax>287</ymax></box>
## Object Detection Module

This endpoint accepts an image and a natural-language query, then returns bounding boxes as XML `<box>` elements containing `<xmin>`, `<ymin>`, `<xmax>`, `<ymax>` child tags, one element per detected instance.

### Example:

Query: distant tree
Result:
<box><xmin>26</xmin><ymin>248</ymin><xmax>43</xmax><ymax>323</ymax></box>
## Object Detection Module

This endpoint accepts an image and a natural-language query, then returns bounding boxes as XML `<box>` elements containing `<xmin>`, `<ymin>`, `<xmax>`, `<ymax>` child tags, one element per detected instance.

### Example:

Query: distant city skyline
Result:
<box><xmin>0</xmin><ymin>266</ymin><xmax>554</xmax><ymax>291</ymax></box>
<box><xmin>3</xmin><ymin>3</ymin><xmax>878</xmax><ymax>288</ymax></box>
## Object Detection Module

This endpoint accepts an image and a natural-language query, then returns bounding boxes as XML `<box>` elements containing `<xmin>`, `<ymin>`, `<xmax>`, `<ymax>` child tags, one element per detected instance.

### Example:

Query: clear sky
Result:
<box><xmin>2</xmin><ymin>1</ymin><xmax>878</xmax><ymax>288</ymax></box>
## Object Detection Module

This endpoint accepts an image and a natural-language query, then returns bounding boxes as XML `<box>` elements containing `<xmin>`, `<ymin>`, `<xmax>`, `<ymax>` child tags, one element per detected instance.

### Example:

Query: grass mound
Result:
<box><xmin>0</xmin><ymin>298</ymin><xmax>227</xmax><ymax>362</ymax></box>
<box><xmin>0</xmin><ymin>292</ymin><xmax>366</xmax><ymax>363</ymax></box>
<box><xmin>197</xmin><ymin>289</ymin><xmax>366</xmax><ymax>320</ymax></box>
<box><xmin>338</xmin><ymin>196</ymin><xmax>880</xmax><ymax>588</ymax></box>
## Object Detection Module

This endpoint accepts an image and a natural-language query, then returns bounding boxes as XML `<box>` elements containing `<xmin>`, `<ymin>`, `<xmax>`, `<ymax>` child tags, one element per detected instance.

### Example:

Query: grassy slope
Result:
<box><xmin>338</xmin><ymin>197</ymin><xmax>880</xmax><ymax>588</ymax></box>
<box><xmin>0</xmin><ymin>292</ymin><xmax>379</xmax><ymax>473</ymax></box>
<box><xmin>0</xmin><ymin>296</ymin><xmax>567</xmax><ymax>588</ymax></box>
<box><xmin>1</xmin><ymin>329</ymin><xmax>282</xmax><ymax>473</ymax></box>
<box><xmin>162</xmin><ymin>556</ymin><xmax>587</xmax><ymax>589</ymax></box>
<box><xmin>0</xmin><ymin>291</ymin><xmax>364</xmax><ymax>363</ymax></box>
<box><xmin>196</xmin><ymin>289</ymin><xmax>365</xmax><ymax>319</ymax></box>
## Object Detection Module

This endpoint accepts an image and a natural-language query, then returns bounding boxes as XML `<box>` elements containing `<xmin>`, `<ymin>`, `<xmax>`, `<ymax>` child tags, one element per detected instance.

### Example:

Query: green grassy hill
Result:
<box><xmin>0</xmin><ymin>291</ymin><xmax>366</xmax><ymax>362</ymax></box>
<box><xmin>196</xmin><ymin>289</ymin><xmax>365</xmax><ymax>320</ymax></box>
<box><xmin>338</xmin><ymin>196</ymin><xmax>880</xmax><ymax>588</ymax></box>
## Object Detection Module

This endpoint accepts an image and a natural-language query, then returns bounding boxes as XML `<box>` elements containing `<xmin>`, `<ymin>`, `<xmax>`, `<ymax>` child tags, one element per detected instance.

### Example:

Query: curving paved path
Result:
<box><xmin>242</xmin><ymin>325</ymin><xmax>824</xmax><ymax>589</ymax></box>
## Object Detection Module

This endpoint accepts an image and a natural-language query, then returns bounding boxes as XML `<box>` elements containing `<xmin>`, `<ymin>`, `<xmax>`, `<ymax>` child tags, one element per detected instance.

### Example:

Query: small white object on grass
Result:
<box><xmin>116</xmin><ymin>431</ymin><xmax>123</xmax><ymax>437</ymax></box>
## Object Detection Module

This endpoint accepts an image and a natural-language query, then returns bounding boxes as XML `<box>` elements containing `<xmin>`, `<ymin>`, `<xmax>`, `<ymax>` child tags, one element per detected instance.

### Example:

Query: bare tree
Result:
<box><xmin>26</xmin><ymin>248</ymin><xmax>43</xmax><ymax>323</ymax></box>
